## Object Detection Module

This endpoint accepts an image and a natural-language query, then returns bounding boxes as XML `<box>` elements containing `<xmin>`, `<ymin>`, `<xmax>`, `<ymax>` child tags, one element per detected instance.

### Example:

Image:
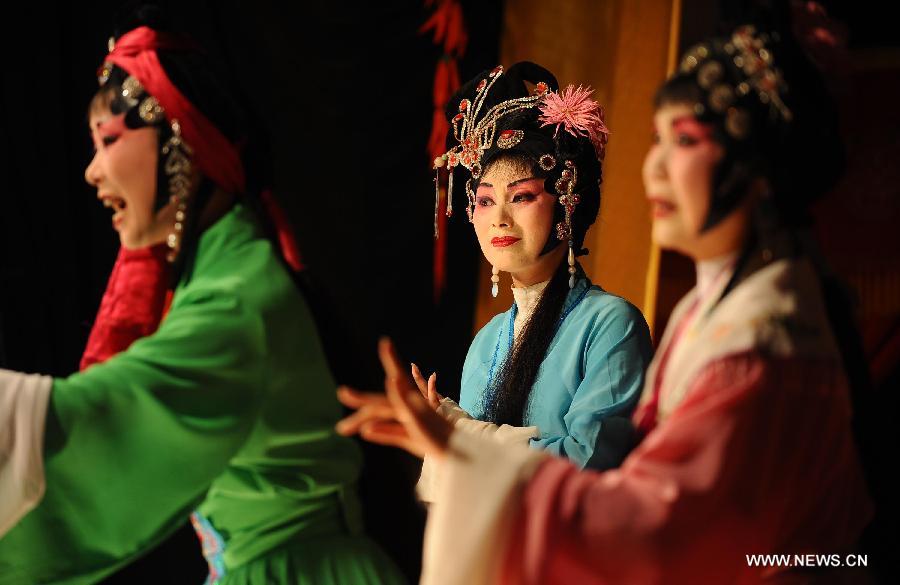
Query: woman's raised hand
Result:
<box><xmin>411</xmin><ymin>363</ymin><xmax>443</xmax><ymax>410</ymax></box>
<box><xmin>336</xmin><ymin>338</ymin><xmax>453</xmax><ymax>460</ymax></box>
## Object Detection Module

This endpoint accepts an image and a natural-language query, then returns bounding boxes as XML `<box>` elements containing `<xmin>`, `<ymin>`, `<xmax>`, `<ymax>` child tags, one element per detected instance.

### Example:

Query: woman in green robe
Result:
<box><xmin>0</xmin><ymin>19</ymin><xmax>404</xmax><ymax>585</ymax></box>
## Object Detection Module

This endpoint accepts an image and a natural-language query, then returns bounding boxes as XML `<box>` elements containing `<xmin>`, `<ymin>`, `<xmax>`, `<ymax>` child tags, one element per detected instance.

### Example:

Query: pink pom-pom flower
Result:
<box><xmin>538</xmin><ymin>84</ymin><xmax>609</xmax><ymax>159</ymax></box>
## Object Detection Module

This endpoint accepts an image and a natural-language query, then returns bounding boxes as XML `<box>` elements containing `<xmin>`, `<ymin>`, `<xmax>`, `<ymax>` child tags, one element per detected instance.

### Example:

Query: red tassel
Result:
<box><xmin>419</xmin><ymin>3</ymin><xmax>448</xmax><ymax>43</ymax></box>
<box><xmin>444</xmin><ymin>1</ymin><xmax>467</xmax><ymax>56</ymax></box>
<box><xmin>423</xmin><ymin>0</ymin><xmax>466</xmax><ymax>301</ymax></box>
<box><xmin>433</xmin><ymin>59</ymin><xmax>450</xmax><ymax>106</ymax></box>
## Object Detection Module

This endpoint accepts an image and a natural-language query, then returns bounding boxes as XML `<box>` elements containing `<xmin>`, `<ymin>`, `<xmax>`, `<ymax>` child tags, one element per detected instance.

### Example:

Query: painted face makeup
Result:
<box><xmin>473</xmin><ymin>158</ymin><xmax>563</xmax><ymax>285</ymax></box>
<box><xmin>642</xmin><ymin>102</ymin><xmax>727</xmax><ymax>258</ymax></box>
<box><xmin>85</xmin><ymin>106</ymin><xmax>173</xmax><ymax>249</ymax></box>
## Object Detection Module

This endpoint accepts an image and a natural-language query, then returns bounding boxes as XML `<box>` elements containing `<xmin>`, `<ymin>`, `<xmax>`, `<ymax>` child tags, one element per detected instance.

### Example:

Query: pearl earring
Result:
<box><xmin>568</xmin><ymin>245</ymin><xmax>576</xmax><ymax>289</ymax></box>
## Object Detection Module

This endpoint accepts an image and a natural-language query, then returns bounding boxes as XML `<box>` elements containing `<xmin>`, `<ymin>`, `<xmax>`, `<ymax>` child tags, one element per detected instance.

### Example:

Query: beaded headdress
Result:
<box><xmin>679</xmin><ymin>25</ymin><xmax>792</xmax><ymax>141</ymax></box>
<box><xmin>662</xmin><ymin>25</ymin><xmax>801</xmax><ymax>231</ymax></box>
<box><xmin>432</xmin><ymin>62</ymin><xmax>608</xmax><ymax>286</ymax></box>
<box><xmin>98</xmin><ymin>26</ymin><xmax>245</xmax><ymax>262</ymax></box>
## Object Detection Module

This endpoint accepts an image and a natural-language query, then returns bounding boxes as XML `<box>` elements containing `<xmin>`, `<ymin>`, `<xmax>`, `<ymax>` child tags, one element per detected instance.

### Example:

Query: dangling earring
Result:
<box><xmin>447</xmin><ymin>164</ymin><xmax>454</xmax><ymax>217</ymax></box>
<box><xmin>432</xmin><ymin>154</ymin><xmax>451</xmax><ymax>238</ymax></box>
<box><xmin>432</xmin><ymin>163</ymin><xmax>441</xmax><ymax>239</ymax></box>
<box><xmin>490</xmin><ymin>265</ymin><xmax>500</xmax><ymax>298</ymax></box>
<box><xmin>161</xmin><ymin>120</ymin><xmax>194</xmax><ymax>262</ymax></box>
<box><xmin>554</xmin><ymin>160</ymin><xmax>580</xmax><ymax>289</ymax></box>
<box><xmin>567</xmin><ymin>245</ymin><xmax>576</xmax><ymax>289</ymax></box>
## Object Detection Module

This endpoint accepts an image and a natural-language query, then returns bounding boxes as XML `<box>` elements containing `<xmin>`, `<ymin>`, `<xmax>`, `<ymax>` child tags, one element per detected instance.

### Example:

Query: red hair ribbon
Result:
<box><xmin>103</xmin><ymin>26</ymin><xmax>245</xmax><ymax>195</ymax></box>
<box><xmin>103</xmin><ymin>27</ymin><xmax>305</xmax><ymax>273</ymax></box>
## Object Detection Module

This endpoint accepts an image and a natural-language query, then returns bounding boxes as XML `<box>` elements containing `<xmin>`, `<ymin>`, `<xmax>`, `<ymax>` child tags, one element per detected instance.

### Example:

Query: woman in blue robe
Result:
<box><xmin>414</xmin><ymin>63</ymin><xmax>652</xmax><ymax>487</ymax></box>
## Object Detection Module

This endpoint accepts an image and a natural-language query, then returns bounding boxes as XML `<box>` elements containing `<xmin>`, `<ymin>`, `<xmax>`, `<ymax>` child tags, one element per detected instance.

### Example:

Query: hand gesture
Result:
<box><xmin>336</xmin><ymin>338</ymin><xmax>454</xmax><ymax>460</ymax></box>
<box><xmin>411</xmin><ymin>363</ymin><xmax>443</xmax><ymax>410</ymax></box>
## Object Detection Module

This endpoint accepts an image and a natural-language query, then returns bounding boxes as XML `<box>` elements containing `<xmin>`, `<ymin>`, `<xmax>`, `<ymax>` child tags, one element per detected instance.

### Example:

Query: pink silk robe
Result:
<box><xmin>421</xmin><ymin>258</ymin><xmax>872</xmax><ymax>585</ymax></box>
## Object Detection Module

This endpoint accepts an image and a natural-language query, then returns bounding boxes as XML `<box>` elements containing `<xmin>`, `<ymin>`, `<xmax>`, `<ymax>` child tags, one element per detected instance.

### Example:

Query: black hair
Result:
<box><xmin>446</xmin><ymin>62</ymin><xmax>604</xmax><ymax>256</ymax></box>
<box><xmin>483</xmin><ymin>255</ymin><xmax>572</xmax><ymax>426</ymax></box>
<box><xmin>653</xmin><ymin>19</ymin><xmax>844</xmax><ymax>230</ymax></box>
<box><xmin>477</xmin><ymin>152</ymin><xmax>575</xmax><ymax>427</ymax></box>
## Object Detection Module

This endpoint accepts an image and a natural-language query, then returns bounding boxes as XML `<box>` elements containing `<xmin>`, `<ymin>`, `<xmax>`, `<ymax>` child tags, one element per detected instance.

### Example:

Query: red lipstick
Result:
<box><xmin>491</xmin><ymin>236</ymin><xmax>521</xmax><ymax>247</ymax></box>
<box><xmin>647</xmin><ymin>197</ymin><xmax>676</xmax><ymax>218</ymax></box>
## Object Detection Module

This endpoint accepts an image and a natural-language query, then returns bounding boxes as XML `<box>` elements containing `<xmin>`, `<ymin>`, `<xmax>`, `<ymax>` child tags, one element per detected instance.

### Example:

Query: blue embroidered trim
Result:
<box><xmin>485</xmin><ymin>306</ymin><xmax>514</xmax><ymax>390</ymax></box>
<box><xmin>191</xmin><ymin>511</ymin><xmax>227</xmax><ymax>585</ymax></box>
<box><xmin>485</xmin><ymin>277</ymin><xmax>592</xmax><ymax>391</ymax></box>
<box><xmin>557</xmin><ymin>281</ymin><xmax>591</xmax><ymax>328</ymax></box>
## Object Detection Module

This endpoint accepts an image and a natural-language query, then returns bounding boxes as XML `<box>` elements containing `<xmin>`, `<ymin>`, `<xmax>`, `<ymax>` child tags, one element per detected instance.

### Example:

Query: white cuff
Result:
<box><xmin>416</xmin><ymin>415</ymin><xmax>539</xmax><ymax>504</ymax></box>
<box><xmin>435</xmin><ymin>397</ymin><xmax>472</xmax><ymax>424</ymax></box>
<box><xmin>0</xmin><ymin>369</ymin><xmax>52</xmax><ymax>536</ymax></box>
<box><xmin>454</xmin><ymin>418</ymin><xmax>540</xmax><ymax>444</ymax></box>
<box><xmin>420</xmin><ymin>427</ymin><xmax>546</xmax><ymax>585</ymax></box>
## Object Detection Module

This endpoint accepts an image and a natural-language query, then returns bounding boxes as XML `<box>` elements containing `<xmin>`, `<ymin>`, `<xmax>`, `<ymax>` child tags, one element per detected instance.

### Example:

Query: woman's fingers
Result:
<box><xmin>427</xmin><ymin>372</ymin><xmax>437</xmax><ymax>394</ymax></box>
<box><xmin>358</xmin><ymin>421</ymin><xmax>425</xmax><ymax>458</ymax></box>
<box><xmin>379</xmin><ymin>339</ymin><xmax>421</xmax><ymax>396</ymax></box>
<box><xmin>415</xmin><ymin>365</ymin><xmax>442</xmax><ymax>410</ymax></box>
<box><xmin>378</xmin><ymin>337</ymin><xmax>405</xmax><ymax>380</ymax></box>
<box><xmin>411</xmin><ymin>363</ymin><xmax>429</xmax><ymax>398</ymax></box>
<box><xmin>336</xmin><ymin>386</ymin><xmax>388</xmax><ymax>409</ymax></box>
<box><xmin>384</xmin><ymin>363</ymin><xmax>429</xmax><ymax>420</ymax></box>
<box><xmin>385</xmin><ymin>369</ymin><xmax>453</xmax><ymax>455</ymax></box>
<box><xmin>335</xmin><ymin>401</ymin><xmax>398</xmax><ymax>436</ymax></box>
<box><xmin>426</xmin><ymin>373</ymin><xmax>441</xmax><ymax>409</ymax></box>
<box><xmin>371</xmin><ymin>337</ymin><xmax>454</xmax><ymax>458</ymax></box>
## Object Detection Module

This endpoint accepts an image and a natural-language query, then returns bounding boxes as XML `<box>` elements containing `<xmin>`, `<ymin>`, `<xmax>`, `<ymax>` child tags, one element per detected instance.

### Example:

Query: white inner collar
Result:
<box><xmin>695</xmin><ymin>251</ymin><xmax>739</xmax><ymax>301</ymax></box>
<box><xmin>512</xmin><ymin>279</ymin><xmax>550</xmax><ymax>339</ymax></box>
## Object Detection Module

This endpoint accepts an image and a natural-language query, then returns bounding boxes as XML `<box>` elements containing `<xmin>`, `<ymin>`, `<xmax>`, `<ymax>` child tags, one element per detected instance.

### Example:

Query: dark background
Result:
<box><xmin>2</xmin><ymin>1</ymin><xmax>897</xmax><ymax>583</ymax></box>
<box><xmin>0</xmin><ymin>1</ymin><xmax>502</xmax><ymax>581</ymax></box>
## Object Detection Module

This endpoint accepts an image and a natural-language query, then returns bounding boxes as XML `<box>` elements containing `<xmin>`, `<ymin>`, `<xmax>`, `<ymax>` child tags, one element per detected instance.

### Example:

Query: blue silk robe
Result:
<box><xmin>459</xmin><ymin>276</ymin><xmax>652</xmax><ymax>469</ymax></box>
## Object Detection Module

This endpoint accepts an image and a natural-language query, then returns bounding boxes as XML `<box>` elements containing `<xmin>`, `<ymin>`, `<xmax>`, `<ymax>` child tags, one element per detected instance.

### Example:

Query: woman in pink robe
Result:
<box><xmin>335</xmin><ymin>16</ymin><xmax>873</xmax><ymax>585</ymax></box>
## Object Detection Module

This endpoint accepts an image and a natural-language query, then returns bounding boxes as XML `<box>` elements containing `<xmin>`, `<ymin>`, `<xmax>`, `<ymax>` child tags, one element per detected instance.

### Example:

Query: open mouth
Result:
<box><xmin>648</xmin><ymin>197</ymin><xmax>676</xmax><ymax>218</ymax></box>
<box><xmin>99</xmin><ymin>195</ymin><xmax>127</xmax><ymax>229</ymax></box>
<box><xmin>100</xmin><ymin>195</ymin><xmax>127</xmax><ymax>213</ymax></box>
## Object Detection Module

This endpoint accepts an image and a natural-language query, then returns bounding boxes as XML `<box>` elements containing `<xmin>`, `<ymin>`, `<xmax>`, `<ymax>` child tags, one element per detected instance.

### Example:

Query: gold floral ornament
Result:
<box><xmin>432</xmin><ymin>65</ymin><xmax>551</xmax><ymax>222</ymax></box>
<box><xmin>679</xmin><ymin>25</ymin><xmax>793</xmax><ymax>139</ymax></box>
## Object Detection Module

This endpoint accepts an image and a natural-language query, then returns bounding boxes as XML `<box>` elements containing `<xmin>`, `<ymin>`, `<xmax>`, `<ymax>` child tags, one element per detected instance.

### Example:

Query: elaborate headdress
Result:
<box><xmin>97</xmin><ymin>26</ymin><xmax>247</xmax><ymax>262</ymax></box>
<box><xmin>679</xmin><ymin>25</ymin><xmax>792</xmax><ymax>141</ymax></box>
<box><xmin>661</xmin><ymin>23</ymin><xmax>837</xmax><ymax>231</ymax></box>
<box><xmin>432</xmin><ymin>62</ymin><xmax>609</xmax><ymax>289</ymax></box>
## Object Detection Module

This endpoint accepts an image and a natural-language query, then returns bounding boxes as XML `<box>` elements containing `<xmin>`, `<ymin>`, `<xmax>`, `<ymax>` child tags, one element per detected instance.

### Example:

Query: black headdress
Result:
<box><xmin>661</xmin><ymin>21</ymin><xmax>843</xmax><ymax>230</ymax></box>
<box><xmin>433</xmin><ymin>62</ymin><xmax>609</xmax><ymax>286</ymax></box>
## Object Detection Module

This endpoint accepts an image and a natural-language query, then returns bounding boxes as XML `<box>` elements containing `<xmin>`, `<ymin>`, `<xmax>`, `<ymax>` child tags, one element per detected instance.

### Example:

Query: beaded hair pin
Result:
<box><xmin>431</xmin><ymin>65</ymin><xmax>608</xmax><ymax>290</ymax></box>
<box><xmin>680</xmin><ymin>25</ymin><xmax>793</xmax><ymax>140</ymax></box>
<box><xmin>432</xmin><ymin>65</ymin><xmax>551</xmax><ymax>224</ymax></box>
<box><xmin>431</xmin><ymin>65</ymin><xmax>607</xmax><ymax>239</ymax></box>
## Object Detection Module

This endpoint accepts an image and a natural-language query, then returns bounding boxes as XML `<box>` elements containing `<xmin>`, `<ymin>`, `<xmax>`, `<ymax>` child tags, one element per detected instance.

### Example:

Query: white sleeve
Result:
<box><xmin>420</xmin><ymin>428</ymin><xmax>546</xmax><ymax>585</ymax></box>
<box><xmin>435</xmin><ymin>397</ymin><xmax>472</xmax><ymax>424</ymax></box>
<box><xmin>417</xmin><ymin>398</ymin><xmax>539</xmax><ymax>504</ymax></box>
<box><xmin>0</xmin><ymin>369</ymin><xmax>52</xmax><ymax>536</ymax></box>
